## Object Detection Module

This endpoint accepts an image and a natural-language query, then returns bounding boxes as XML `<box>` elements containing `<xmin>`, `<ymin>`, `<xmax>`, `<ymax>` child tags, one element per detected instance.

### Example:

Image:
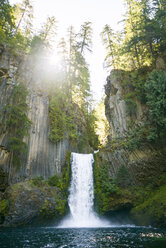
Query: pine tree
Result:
<box><xmin>78</xmin><ymin>22</ymin><xmax>92</xmax><ymax>54</ymax></box>
<box><xmin>30</xmin><ymin>16</ymin><xmax>57</xmax><ymax>54</ymax></box>
<box><xmin>39</xmin><ymin>16</ymin><xmax>57</xmax><ymax>46</ymax></box>
<box><xmin>152</xmin><ymin>0</ymin><xmax>166</xmax><ymax>53</ymax></box>
<box><xmin>57</xmin><ymin>38</ymin><xmax>68</xmax><ymax>76</ymax></box>
<box><xmin>14</xmin><ymin>0</ymin><xmax>33</xmax><ymax>37</ymax></box>
<box><xmin>101</xmin><ymin>24</ymin><xmax>116</xmax><ymax>68</ymax></box>
<box><xmin>0</xmin><ymin>0</ymin><xmax>15</xmax><ymax>42</ymax></box>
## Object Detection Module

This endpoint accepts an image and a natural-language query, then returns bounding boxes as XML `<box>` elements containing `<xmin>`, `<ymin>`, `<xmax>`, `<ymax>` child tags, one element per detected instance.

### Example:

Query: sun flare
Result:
<box><xmin>49</xmin><ymin>49</ymin><xmax>62</xmax><ymax>67</ymax></box>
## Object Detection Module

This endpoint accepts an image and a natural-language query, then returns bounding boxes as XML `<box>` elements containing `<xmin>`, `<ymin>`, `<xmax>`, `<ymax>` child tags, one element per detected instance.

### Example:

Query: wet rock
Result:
<box><xmin>104</xmin><ymin>70</ymin><xmax>146</xmax><ymax>138</ymax></box>
<box><xmin>0</xmin><ymin>168</ymin><xmax>8</xmax><ymax>192</ymax></box>
<box><xmin>0</xmin><ymin>46</ymin><xmax>70</xmax><ymax>183</ymax></box>
<box><xmin>2</xmin><ymin>181</ymin><xmax>65</xmax><ymax>227</ymax></box>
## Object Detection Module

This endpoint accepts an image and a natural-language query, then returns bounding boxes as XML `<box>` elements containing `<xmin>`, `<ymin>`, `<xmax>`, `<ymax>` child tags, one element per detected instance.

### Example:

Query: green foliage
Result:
<box><xmin>39</xmin><ymin>16</ymin><xmax>57</xmax><ymax>44</ymax></box>
<box><xmin>47</xmin><ymin>174</ymin><xmax>61</xmax><ymax>187</ymax></box>
<box><xmin>115</xmin><ymin>165</ymin><xmax>132</xmax><ymax>188</ymax></box>
<box><xmin>29</xmin><ymin>35</ymin><xmax>45</xmax><ymax>53</ymax></box>
<box><xmin>85</xmin><ymin>111</ymin><xmax>99</xmax><ymax>150</ymax></box>
<box><xmin>0</xmin><ymin>5</ymin><xmax>98</xmax><ymax>151</ymax></box>
<box><xmin>54</xmin><ymin>196</ymin><xmax>67</xmax><ymax>216</ymax></box>
<box><xmin>49</xmin><ymin>84</ymin><xmax>99</xmax><ymax>151</ymax></box>
<box><xmin>78</xmin><ymin>21</ymin><xmax>92</xmax><ymax>54</ymax></box>
<box><xmin>121</xmin><ymin>67</ymin><xmax>150</xmax><ymax>102</ymax></box>
<box><xmin>125</xmin><ymin>96</ymin><xmax>137</xmax><ymax>117</ymax></box>
<box><xmin>14</xmin><ymin>0</ymin><xmax>33</xmax><ymax>38</ymax></box>
<box><xmin>0</xmin><ymin>199</ymin><xmax>9</xmax><ymax>216</ymax></box>
<box><xmin>0</xmin><ymin>0</ymin><xmax>34</xmax><ymax>52</ymax></box>
<box><xmin>111</xmin><ymin>68</ymin><xmax>166</xmax><ymax>150</ymax></box>
<box><xmin>102</xmin><ymin>0</ymin><xmax>166</xmax><ymax>70</ymax></box>
<box><xmin>42</xmin><ymin>151</ymin><xmax>71</xmax><ymax>217</ymax></box>
<box><xmin>94</xmin><ymin>148</ymin><xmax>166</xmax><ymax>227</ymax></box>
<box><xmin>94</xmin><ymin>154</ymin><xmax>121</xmax><ymax>214</ymax></box>
<box><xmin>4</xmin><ymin>82</ymin><xmax>31</xmax><ymax>168</ymax></box>
<box><xmin>40</xmin><ymin>196</ymin><xmax>66</xmax><ymax>218</ymax></box>
<box><xmin>104</xmin><ymin>31</ymin><xmax>165</xmax><ymax>150</ymax></box>
<box><xmin>101</xmin><ymin>25</ymin><xmax>123</xmax><ymax>69</ymax></box>
<box><xmin>49</xmin><ymin>86</ymin><xmax>77</xmax><ymax>143</ymax></box>
<box><xmin>131</xmin><ymin>184</ymin><xmax>166</xmax><ymax>227</ymax></box>
<box><xmin>94</xmin><ymin>154</ymin><xmax>134</xmax><ymax>215</ymax></box>
<box><xmin>67</xmin><ymin>23</ymin><xmax>93</xmax><ymax>109</ymax></box>
<box><xmin>30</xmin><ymin>176</ymin><xmax>44</xmax><ymax>187</ymax></box>
<box><xmin>94</xmin><ymin>99</ymin><xmax>109</xmax><ymax>146</ymax></box>
<box><xmin>48</xmin><ymin>22</ymin><xmax>98</xmax><ymax>149</ymax></box>
<box><xmin>145</xmin><ymin>70</ymin><xmax>166</xmax><ymax>144</ymax></box>
<box><xmin>94</xmin><ymin>150</ymin><xmax>166</xmax><ymax>227</ymax></box>
<box><xmin>0</xmin><ymin>0</ymin><xmax>15</xmax><ymax>42</ymax></box>
<box><xmin>48</xmin><ymin>151</ymin><xmax>71</xmax><ymax>197</ymax></box>
<box><xmin>61</xmin><ymin>151</ymin><xmax>71</xmax><ymax>193</ymax></box>
<box><xmin>10</xmin><ymin>152</ymin><xmax>71</xmax><ymax>220</ymax></box>
<box><xmin>123</xmin><ymin>124</ymin><xmax>148</xmax><ymax>150</ymax></box>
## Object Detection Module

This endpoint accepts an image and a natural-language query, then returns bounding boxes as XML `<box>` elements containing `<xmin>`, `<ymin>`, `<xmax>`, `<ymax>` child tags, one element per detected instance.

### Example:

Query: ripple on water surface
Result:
<box><xmin>0</xmin><ymin>226</ymin><xmax>166</xmax><ymax>248</ymax></box>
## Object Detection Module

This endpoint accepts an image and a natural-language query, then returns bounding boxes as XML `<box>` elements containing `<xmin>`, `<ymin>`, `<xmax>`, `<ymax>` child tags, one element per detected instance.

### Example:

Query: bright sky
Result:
<box><xmin>10</xmin><ymin>0</ymin><xmax>125</xmax><ymax>101</ymax></box>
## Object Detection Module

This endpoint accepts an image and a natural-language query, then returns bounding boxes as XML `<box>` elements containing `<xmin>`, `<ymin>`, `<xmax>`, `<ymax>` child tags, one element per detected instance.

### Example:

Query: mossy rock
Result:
<box><xmin>1</xmin><ymin>180</ymin><xmax>68</xmax><ymax>227</ymax></box>
<box><xmin>0</xmin><ymin>152</ymin><xmax>71</xmax><ymax>227</ymax></box>
<box><xmin>131</xmin><ymin>185</ymin><xmax>166</xmax><ymax>227</ymax></box>
<box><xmin>0</xmin><ymin>168</ymin><xmax>8</xmax><ymax>192</ymax></box>
<box><xmin>0</xmin><ymin>199</ymin><xmax>9</xmax><ymax>215</ymax></box>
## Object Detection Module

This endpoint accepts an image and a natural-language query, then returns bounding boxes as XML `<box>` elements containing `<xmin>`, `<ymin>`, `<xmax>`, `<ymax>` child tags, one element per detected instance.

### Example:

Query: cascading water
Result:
<box><xmin>59</xmin><ymin>152</ymin><xmax>110</xmax><ymax>228</ymax></box>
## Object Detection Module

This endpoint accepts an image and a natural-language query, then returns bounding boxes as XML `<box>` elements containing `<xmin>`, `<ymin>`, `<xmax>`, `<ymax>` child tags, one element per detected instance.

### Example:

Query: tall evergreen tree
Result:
<box><xmin>39</xmin><ymin>16</ymin><xmax>57</xmax><ymax>46</ymax></box>
<box><xmin>102</xmin><ymin>0</ymin><xmax>166</xmax><ymax>70</ymax></box>
<box><xmin>78</xmin><ymin>22</ymin><xmax>92</xmax><ymax>54</ymax></box>
<box><xmin>14</xmin><ymin>0</ymin><xmax>33</xmax><ymax>37</ymax></box>
<box><xmin>0</xmin><ymin>0</ymin><xmax>15</xmax><ymax>42</ymax></box>
<box><xmin>101</xmin><ymin>25</ymin><xmax>116</xmax><ymax>68</ymax></box>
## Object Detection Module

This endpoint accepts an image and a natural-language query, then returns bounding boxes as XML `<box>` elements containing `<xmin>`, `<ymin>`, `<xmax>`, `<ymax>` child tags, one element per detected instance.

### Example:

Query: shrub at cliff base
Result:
<box><xmin>131</xmin><ymin>184</ymin><xmax>166</xmax><ymax>227</ymax></box>
<box><xmin>0</xmin><ymin>152</ymin><xmax>71</xmax><ymax>227</ymax></box>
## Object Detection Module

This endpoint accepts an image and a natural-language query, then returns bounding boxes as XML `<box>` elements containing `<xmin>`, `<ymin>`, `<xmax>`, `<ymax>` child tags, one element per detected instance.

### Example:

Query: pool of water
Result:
<box><xmin>0</xmin><ymin>226</ymin><xmax>166</xmax><ymax>248</ymax></box>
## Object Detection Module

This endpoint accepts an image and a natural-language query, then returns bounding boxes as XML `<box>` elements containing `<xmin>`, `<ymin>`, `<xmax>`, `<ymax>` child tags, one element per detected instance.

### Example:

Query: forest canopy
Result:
<box><xmin>1</xmin><ymin>0</ymin><xmax>166</xmax><ymax>149</ymax></box>
<box><xmin>101</xmin><ymin>0</ymin><xmax>166</xmax><ymax>70</ymax></box>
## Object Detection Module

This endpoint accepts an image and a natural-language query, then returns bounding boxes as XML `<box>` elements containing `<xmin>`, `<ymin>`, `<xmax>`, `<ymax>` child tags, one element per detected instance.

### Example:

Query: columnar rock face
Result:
<box><xmin>0</xmin><ymin>47</ymin><xmax>69</xmax><ymax>183</ymax></box>
<box><xmin>105</xmin><ymin>71</ymin><xmax>128</xmax><ymax>138</ymax></box>
<box><xmin>103</xmin><ymin>70</ymin><xmax>165</xmax><ymax>181</ymax></box>
<box><xmin>105</xmin><ymin>70</ymin><xmax>145</xmax><ymax>138</ymax></box>
<box><xmin>25</xmin><ymin>92</ymin><xmax>69</xmax><ymax>180</ymax></box>
<box><xmin>0</xmin><ymin>48</ymin><xmax>18</xmax><ymax>181</ymax></box>
<box><xmin>94</xmin><ymin>69</ymin><xmax>166</xmax><ymax>228</ymax></box>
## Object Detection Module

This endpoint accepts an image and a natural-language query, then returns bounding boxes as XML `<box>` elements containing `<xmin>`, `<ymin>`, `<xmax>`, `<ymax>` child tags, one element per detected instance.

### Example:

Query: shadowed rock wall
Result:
<box><xmin>0</xmin><ymin>46</ymin><xmax>69</xmax><ymax>183</ymax></box>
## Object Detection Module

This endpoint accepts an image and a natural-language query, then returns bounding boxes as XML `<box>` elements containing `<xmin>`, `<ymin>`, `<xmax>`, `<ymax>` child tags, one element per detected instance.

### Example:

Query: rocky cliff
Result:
<box><xmin>0</xmin><ymin>46</ymin><xmax>69</xmax><ymax>184</ymax></box>
<box><xmin>0</xmin><ymin>46</ymin><xmax>73</xmax><ymax>226</ymax></box>
<box><xmin>105</xmin><ymin>70</ymin><xmax>146</xmax><ymax>139</ymax></box>
<box><xmin>94</xmin><ymin>69</ymin><xmax>166</xmax><ymax>228</ymax></box>
<box><xmin>103</xmin><ymin>69</ymin><xmax>166</xmax><ymax>178</ymax></box>
<box><xmin>103</xmin><ymin>70</ymin><xmax>150</xmax><ymax>179</ymax></box>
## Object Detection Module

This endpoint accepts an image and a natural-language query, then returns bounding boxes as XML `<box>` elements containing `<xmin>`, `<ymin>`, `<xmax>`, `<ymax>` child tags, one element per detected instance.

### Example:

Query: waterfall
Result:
<box><xmin>59</xmin><ymin>152</ymin><xmax>109</xmax><ymax>228</ymax></box>
<box><xmin>68</xmin><ymin>153</ymin><xmax>95</xmax><ymax>226</ymax></box>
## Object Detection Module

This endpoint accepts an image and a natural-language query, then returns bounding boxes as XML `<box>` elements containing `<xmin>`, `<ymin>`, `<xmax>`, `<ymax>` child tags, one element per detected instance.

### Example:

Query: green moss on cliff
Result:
<box><xmin>33</xmin><ymin>151</ymin><xmax>71</xmax><ymax>219</ymax></box>
<box><xmin>0</xmin><ymin>152</ymin><xmax>71</xmax><ymax>226</ymax></box>
<box><xmin>1</xmin><ymin>180</ymin><xmax>66</xmax><ymax>226</ymax></box>
<box><xmin>94</xmin><ymin>154</ymin><xmax>133</xmax><ymax>215</ymax></box>
<box><xmin>0</xmin><ymin>199</ymin><xmax>9</xmax><ymax>216</ymax></box>
<box><xmin>49</xmin><ymin>86</ymin><xmax>99</xmax><ymax>151</ymax></box>
<box><xmin>3</xmin><ymin>82</ymin><xmax>32</xmax><ymax>169</ymax></box>
<box><xmin>107</xmin><ymin>69</ymin><xmax>166</xmax><ymax>152</ymax></box>
<box><xmin>131</xmin><ymin>175</ymin><xmax>166</xmax><ymax>227</ymax></box>
<box><xmin>0</xmin><ymin>168</ymin><xmax>8</xmax><ymax>192</ymax></box>
<box><xmin>94</xmin><ymin>151</ymin><xmax>166</xmax><ymax>227</ymax></box>
<box><xmin>49</xmin><ymin>87</ymin><xmax>77</xmax><ymax>143</ymax></box>
<box><xmin>47</xmin><ymin>151</ymin><xmax>71</xmax><ymax>196</ymax></box>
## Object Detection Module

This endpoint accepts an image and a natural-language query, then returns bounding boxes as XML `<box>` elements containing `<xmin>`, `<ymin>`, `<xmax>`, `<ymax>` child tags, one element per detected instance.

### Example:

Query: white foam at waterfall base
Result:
<box><xmin>58</xmin><ymin>152</ymin><xmax>111</xmax><ymax>228</ymax></box>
